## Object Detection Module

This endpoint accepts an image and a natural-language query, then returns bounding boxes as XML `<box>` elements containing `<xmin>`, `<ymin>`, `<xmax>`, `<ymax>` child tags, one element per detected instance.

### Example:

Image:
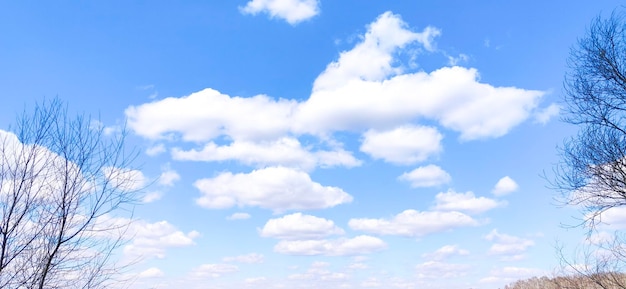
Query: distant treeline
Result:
<box><xmin>504</xmin><ymin>273</ymin><xmax>626</xmax><ymax>289</ymax></box>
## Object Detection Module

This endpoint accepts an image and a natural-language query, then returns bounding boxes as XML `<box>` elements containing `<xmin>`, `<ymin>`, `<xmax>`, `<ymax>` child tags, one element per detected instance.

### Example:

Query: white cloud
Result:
<box><xmin>433</xmin><ymin>190</ymin><xmax>506</xmax><ymax>215</ymax></box>
<box><xmin>398</xmin><ymin>165</ymin><xmax>451</xmax><ymax>187</ymax></box>
<box><xmin>422</xmin><ymin>245</ymin><xmax>469</xmax><ymax>261</ymax></box>
<box><xmin>145</xmin><ymin>143</ymin><xmax>166</xmax><ymax>156</ymax></box>
<box><xmin>189</xmin><ymin>263</ymin><xmax>239</xmax><ymax>279</ymax></box>
<box><xmin>360</xmin><ymin>126</ymin><xmax>443</xmax><ymax>165</ymax></box>
<box><xmin>348</xmin><ymin>209</ymin><xmax>479</xmax><ymax>237</ymax></box>
<box><xmin>492</xmin><ymin>176</ymin><xmax>519</xmax><ymax>196</ymax></box>
<box><xmin>142</xmin><ymin>191</ymin><xmax>163</xmax><ymax>203</ymax></box>
<box><xmin>260</xmin><ymin>213</ymin><xmax>344</xmax><ymax>239</ymax></box>
<box><xmin>294</xmin><ymin>12</ymin><xmax>544</xmax><ymax>140</ymax></box>
<box><xmin>123</xmin><ymin>220</ymin><xmax>200</xmax><ymax>259</ymax></box>
<box><xmin>593</xmin><ymin>206</ymin><xmax>626</xmax><ymax>229</ymax></box>
<box><xmin>125</xmin><ymin>89</ymin><xmax>297</xmax><ymax>142</ymax></box>
<box><xmin>534</xmin><ymin>103</ymin><xmax>561</xmax><ymax>124</ymax></box>
<box><xmin>126</xmin><ymin>12</ymin><xmax>545</xmax><ymax>154</ymax></box>
<box><xmin>194</xmin><ymin>166</ymin><xmax>352</xmax><ymax>212</ymax></box>
<box><xmin>274</xmin><ymin>235</ymin><xmax>387</xmax><ymax>256</ymax></box>
<box><xmin>240</xmin><ymin>0</ymin><xmax>320</xmax><ymax>25</ymax></box>
<box><xmin>137</xmin><ymin>267</ymin><xmax>164</xmax><ymax>279</ymax></box>
<box><xmin>172</xmin><ymin>137</ymin><xmax>360</xmax><ymax>171</ymax></box>
<box><xmin>227</xmin><ymin>212</ymin><xmax>251</xmax><ymax>220</ymax></box>
<box><xmin>484</xmin><ymin>229</ymin><xmax>534</xmax><ymax>260</ymax></box>
<box><xmin>103</xmin><ymin>167</ymin><xmax>147</xmax><ymax>191</ymax></box>
<box><xmin>222</xmin><ymin>253</ymin><xmax>264</xmax><ymax>264</ymax></box>
<box><xmin>415</xmin><ymin>261</ymin><xmax>470</xmax><ymax>279</ymax></box>
<box><xmin>158</xmin><ymin>167</ymin><xmax>180</xmax><ymax>186</ymax></box>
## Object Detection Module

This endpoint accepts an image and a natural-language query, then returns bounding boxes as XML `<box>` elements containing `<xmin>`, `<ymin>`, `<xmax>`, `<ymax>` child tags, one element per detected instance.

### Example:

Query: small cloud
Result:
<box><xmin>398</xmin><ymin>165</ymin><xmax>451</xmax><ymax>188</ymax></box>
<box><xmin>484</xmin><ymin>229</ymin><xmax>534</xmax><ymax>261</ymax></box>
<box><xmin>422</xmin><ymin>245</ymin><xmax>470</xmax><ymax>261</ymax></box>
<box><xmin>434</xmin><ymin>190</ymin><xmax>506</xmax><ymax>215</ymax></box>
<box><xmin>534</xmin><ymin>103</ymin><xmax>561</xmax><ymax>125</ymax></box>
<box><xmin>146</xmin><ymin>144</ymin><xmax>166</xmax><ymax>156</ymax></box>
<box><xmin>158</xmin><ymin>166</ymin><xmax>180</xmax><ymax>187</ymax></box>
<box><xmin>447</xmin><ymin>53</ymin><xmax>469</xmax><ymax>66</ymax></box>
<box><xmin>137</xmin><ymin>267</ymin><xmax>164</xmax><ymax>279</ymax></box>
<box><xmin>227</xmin><ymin>212</ymin><xmax>251</xmax><ymax>220</ymax></box>
<box><xmin>259</xmin><ymin>212</ymin><xmax>344</xmax><ymax>240</ymax></box>
<box><xmin>142</xmin><ymin>191</ymin><xmax>163</xmax><ymax>203</ymax></box>
<box><xmin>240</xmin><ymin>0</ymin><xmax>320</xmax><ymax>25</ymax></box>
<box><xmin>492</xmin><ymin>176</ymin><xmax>518</xmax><ymax>196</ymax></box>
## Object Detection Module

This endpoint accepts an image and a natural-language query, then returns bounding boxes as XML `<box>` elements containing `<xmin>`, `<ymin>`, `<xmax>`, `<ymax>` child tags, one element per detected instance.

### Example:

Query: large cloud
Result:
<box><xmin>194</xmin><ymin>166</ymin><xmax>353</xmax><ymax>212</ymax></box>
<box><xmin>348</xmin><ymin>209</ymin><xmax>479</xmax><ymax>237</ymax></box>
<box><xmin>293</xmin><ymin>12</ymin><xmax>545</xmax><ymax>139</ymax></box>
<box><xmin>126</xmin><ymin>11</ymin><xmax>546</xmax><ymax>148</ymax></box>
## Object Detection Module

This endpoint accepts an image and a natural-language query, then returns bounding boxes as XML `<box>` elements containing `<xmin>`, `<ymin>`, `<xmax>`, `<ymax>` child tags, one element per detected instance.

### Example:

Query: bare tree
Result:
<box><xmin>555</xmin><ymin>8</ymin><xmax>626</xmax><ymax>229</ymax></box>
<box><xmin>552</xmin><ymin>7</ymin><xmax>626</xmax><ymax>288</ymax></box>
<box><xmin>0</xmin><ymin>99</ymin><xmax>140</xmax><ymax>288</ymax></box>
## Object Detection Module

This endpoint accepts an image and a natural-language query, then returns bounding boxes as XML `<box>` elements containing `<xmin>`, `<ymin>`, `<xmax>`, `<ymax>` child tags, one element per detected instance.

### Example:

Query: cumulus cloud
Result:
<box><xmin>433</xmin><ymin>190</ymin><xmax>506</xmax><ymax>215</ymax></box>
<box><xmin>240</xmin><ymin>0</ymin><xmax>320</xmax><ymax>25</ymax></box>
<box><xmin>360</xmin><ymin>126</ymin><xmax>443</xmax><ymax>165</ymax></box>
<box><xmin>126</xmin><ymin>12</ymin><xmax>545</xmax><ymax>146</ymax></box>
<box><xmin>194</xmin><ymin>166</ymin><xmax>353</xmax><ymax>212</ymax></box>
<box><xmin>398</xmin><ymin>165</ymin><xmax>451</xmax><ymax>187</ymax></box>
<box><xmin>260</xmin><ymin>213</ymin><xmax>344</xmax><ymax>239</ymax></box>
<box><xmin>172</xmin><ymin>137</ymin><xmax>360</xmax><ymax>171</ymax></box>
<box><xmin>492</xmin><ymin>176</ymin><xmax>519</xmax><ymax>196</ymax></box>
<box><xmin>158</xmin><ymin>167</ymin><xmax>180</xmax><ymax>186</ymax></box>
<box><xmin>348</xmin><ymin>209</ymin><xmax>479</xmax><ymax>237</ymax></box>
<box><xmin>125</xmin><ymin>89</ymin><xmax>297</xmax><ymax>142</ymax></box>
<box><xmin>294</xmin><ymin>12</ymin><xmax>545</xmax><ymax>139</ymax></box>
<box><xmin>484</xmin><ymin>229</ymin><xmax>534</xmax><ymax>261</ymax></box>
<box><xmin>274</xmin><ymin>235</ymin><xmax>386</xmax><ymax>256</ymax></box>
<box><xmin>123</xmin><ymin>220</ymin><xmax>200</xmax><ymax>259</ymax></box>
<box><xmin>422</xmin><ymin>245</ymin><xmax>469</xmax><ymax>261</ymax></box>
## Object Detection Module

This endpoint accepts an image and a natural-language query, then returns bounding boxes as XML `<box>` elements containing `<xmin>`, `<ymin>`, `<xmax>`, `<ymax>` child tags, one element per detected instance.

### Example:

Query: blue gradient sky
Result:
<box><xmin>1</xmin><ymin>1</ymin><xmax>623</xmax><ymax>288</ymax></box>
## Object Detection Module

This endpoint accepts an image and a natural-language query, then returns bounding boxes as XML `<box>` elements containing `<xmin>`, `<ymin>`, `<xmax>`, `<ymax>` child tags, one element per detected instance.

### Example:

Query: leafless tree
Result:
<box><xmin>0</xmin><ymin>99</ymin><xmax>140</xmax><ymax>288</ymax></box>
<box><xmin>551</xmin><ymin>7</ymin><xmax>626</xmax><ymax>288</ymax></box>
<box><xmin>555</xmin><ymin>8</ymin><xmax>626</xmax><ymax>229</ymax></box>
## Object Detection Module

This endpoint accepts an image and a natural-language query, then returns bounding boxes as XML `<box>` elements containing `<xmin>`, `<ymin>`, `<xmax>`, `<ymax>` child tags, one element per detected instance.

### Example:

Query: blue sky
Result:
<box><xmin>1</xmin><ymin>1</ymin><xmax>624</xmax><ymax>288</ymax></box>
